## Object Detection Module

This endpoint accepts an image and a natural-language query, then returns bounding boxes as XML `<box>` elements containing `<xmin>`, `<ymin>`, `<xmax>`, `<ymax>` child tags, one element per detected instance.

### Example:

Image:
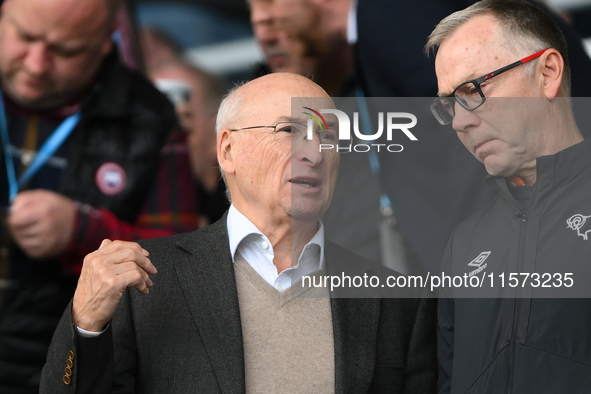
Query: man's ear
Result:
<box><xmin>539</xmin><ymin>49</ymin><xmax>564</xmax><ymax>99</ymax></box>
<box><xmin>100</xmin><ymin>17</ymin><xmax>120</xmax><ymax>57</ymax></box>
<box><xmin>217</xmin><ymin>129</ymin><xmax>236</xmax><ymax>175</ymax></box>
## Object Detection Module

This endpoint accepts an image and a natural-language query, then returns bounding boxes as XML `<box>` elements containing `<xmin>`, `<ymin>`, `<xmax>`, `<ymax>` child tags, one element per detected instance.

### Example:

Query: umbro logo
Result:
<box><xmin>468</xmin><ymin>251</ymin><xmax>490</xmax><ymax>276</ymax></box>
<box><xmin>468</xmin><ymin>251</ymin><xmax>491</xmax><ymax>267</ymax></box>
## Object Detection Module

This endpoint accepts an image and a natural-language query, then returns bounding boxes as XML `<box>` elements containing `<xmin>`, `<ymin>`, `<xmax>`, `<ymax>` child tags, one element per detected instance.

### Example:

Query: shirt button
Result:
<box><xmin>261</xmin><ymin>241</ymin><xmax>269</xmax><ymax>249</ymax></box>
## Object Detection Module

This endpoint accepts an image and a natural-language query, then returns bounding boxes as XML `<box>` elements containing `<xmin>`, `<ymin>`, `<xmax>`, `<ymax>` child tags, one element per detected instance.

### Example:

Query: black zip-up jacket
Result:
<box><xmin>0</xmin><ymin>50</ymin><xmax>176</xmax><ymax>393</ymax></box>
<box><xmin>438</xmin><ymin>136</ymin><xmax>591</xmax><ymax>393</ymax></box>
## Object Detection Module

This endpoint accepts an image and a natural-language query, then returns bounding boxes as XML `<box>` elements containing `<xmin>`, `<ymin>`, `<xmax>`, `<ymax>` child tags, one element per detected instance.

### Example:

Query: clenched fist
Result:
<box><xmin>8</xmin><ymin>189</ymin><xmax>77</xmax><ymax>259</ymax></box>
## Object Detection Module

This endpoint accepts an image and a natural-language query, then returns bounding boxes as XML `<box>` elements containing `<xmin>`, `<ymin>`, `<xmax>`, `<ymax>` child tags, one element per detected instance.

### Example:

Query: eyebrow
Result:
<box><xmin>326</xmin><ymin>121</ymin><xmax>338</xmax><ymax>130</ymax></box>
<box><xmin>11</xmin><ymin>16</ymin><xmax>89</xmax><ymax>55</ymax></box>
<box><xmin>437</xmin><ymin>71</ymin><xmax>476</xmax><ymax>97</ymax></box>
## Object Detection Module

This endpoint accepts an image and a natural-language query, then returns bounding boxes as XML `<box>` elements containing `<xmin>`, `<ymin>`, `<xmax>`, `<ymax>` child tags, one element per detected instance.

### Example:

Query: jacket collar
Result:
<box><xmin>487</xmin><ymin>135</ymin><xmax>591</xmax><ymax>201</ymax></box>
<box><xmin>173</xmin><ymin>213</ymin><xmax>246</xmax><ymax>394</ymax></box>
<box><xmin>172</xmin><ymin>214</ymin><xmax>381</xmax><ymax>394</ymax></box>
<box><xmin>82</xmin><ymin>50</ymin><xmax>132</xmax><ymax>120</ymax></box>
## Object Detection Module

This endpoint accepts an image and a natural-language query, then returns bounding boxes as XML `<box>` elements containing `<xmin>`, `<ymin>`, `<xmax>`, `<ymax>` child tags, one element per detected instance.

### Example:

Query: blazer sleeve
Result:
<box><xmin>40</xmin><ymin>292</ymin><xmax>137</xmax><ymax>394</ymax></box>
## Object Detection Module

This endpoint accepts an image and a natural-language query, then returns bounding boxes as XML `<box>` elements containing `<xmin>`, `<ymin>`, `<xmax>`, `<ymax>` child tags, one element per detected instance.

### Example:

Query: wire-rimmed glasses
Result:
<box><xmin>229</xmin><ymin>121</ymin><xmax>338</xmax><ymax>150</ymax></box>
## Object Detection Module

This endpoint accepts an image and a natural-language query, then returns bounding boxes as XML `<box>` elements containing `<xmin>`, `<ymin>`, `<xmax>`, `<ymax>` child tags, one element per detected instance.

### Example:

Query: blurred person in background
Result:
<box><xmin>0</xmin><ymin>0</ymin><xmax>199</xmax><ymax>391</ymax></box>
<box><xmin>139</xmin><ymin>26</ymin><xmax>183</xmax><ymax>74</ymax></box>
<box><xmin>249</xmin><ymin>0</ymin><xmax>388</xmax><ymax>267</ymax></box>
<box><xmin>249</xmin><ymin>0</ymin><xmax>353</xmax><ymax>96</ymax></box>
<box><xmin>150</xmin><ymin>59</ymin><xmax>230</xmax><ymax>225</ymax></box>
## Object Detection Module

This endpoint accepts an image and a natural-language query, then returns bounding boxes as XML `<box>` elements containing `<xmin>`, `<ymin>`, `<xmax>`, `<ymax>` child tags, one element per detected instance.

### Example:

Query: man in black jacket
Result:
<box><xmin>426</xmin><ymin>0</ymin><xmax>591</xmax><ymax>392</ymax></box>
<box><xmin>0</xmin><ymin>0</ymin><xmax>199</xmax><ymax>391</ymax></box>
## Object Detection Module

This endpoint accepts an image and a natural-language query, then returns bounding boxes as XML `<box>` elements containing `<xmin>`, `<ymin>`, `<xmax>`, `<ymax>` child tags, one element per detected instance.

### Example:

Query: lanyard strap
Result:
<box><xmin>0</xmin><ymin>94</ymin><xmax>81</xmax><ymax>202</ymax></box>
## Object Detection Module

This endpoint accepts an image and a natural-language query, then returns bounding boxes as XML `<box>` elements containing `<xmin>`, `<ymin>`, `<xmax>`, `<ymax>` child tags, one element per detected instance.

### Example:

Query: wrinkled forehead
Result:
<box><xmin>291</xmin><ymin>96</ymin><xmax>336</xmax><ymax>125</ymax></box>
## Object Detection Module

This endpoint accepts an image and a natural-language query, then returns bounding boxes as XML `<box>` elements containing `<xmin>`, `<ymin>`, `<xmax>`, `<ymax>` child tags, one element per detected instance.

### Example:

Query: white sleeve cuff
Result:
<box><xmin>76</xmin><ymin>325</ymin><xmax>106</xmax><ymax>338</ymax></box>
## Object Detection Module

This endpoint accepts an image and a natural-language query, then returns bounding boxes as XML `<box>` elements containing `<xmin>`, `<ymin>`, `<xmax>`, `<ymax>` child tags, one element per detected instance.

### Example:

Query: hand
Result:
<box><xmin>8</xmin><ymin>190</ymin><xmax>76</xmax><ymax>259</ymax></box>
<box><xmin>72</xmin><ymin>239</ymin><xmax>157</xmax><ymax>332</ymax></box>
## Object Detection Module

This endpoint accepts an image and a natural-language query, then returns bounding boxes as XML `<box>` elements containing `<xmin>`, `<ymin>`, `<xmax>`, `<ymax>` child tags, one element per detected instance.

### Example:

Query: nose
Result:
<box><xmin>451</xmin><ymin>101</ymin><xmax>480</xmax><ymax>133</ymax></box>
<box><xmin>294</xmin><ymin>132</ymin><xmax>324</xmax><ymax>166</ymax></box>
<box><xmin>251</xmin><ymin>6</ymin><xmax>276</xmax><ymax>44</ymax></box>
<box><xmin>24</xmin><ymin>42</ymin><xmax>51</xmax><ymax>76</ymax></box>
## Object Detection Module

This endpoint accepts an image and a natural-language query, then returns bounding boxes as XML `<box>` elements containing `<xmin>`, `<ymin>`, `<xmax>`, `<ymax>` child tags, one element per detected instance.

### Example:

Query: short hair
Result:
<box><xmin>215</xmin><ymin>81</ymin><xmax>247</xmax><ymax>202</ymax></box>
<box><xmin>425</xmin><ymin>0</ymin><xmax>571</xmax><ymax>96</ymax></box>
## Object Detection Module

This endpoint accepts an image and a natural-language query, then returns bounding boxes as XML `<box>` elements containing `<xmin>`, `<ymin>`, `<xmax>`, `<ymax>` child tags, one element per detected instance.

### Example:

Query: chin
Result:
<box><xmin>289</xmin><ymin>206</ymin><xmax>324</xmax><ymax>224</ymax></box>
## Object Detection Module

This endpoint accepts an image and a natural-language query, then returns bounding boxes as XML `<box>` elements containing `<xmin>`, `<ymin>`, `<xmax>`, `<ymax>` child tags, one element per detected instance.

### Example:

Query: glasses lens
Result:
<box><xmin>284</xmin><ymin>121</ymin><xmax>339</xmax><ymax>152</ymax></box>
<box><xmin>430</xmin><ymin>98</ymin><xmax>454</xmax><ymax>125</ymax></box>
<box><xmin>275</xmin><ymin>121</ymin><xmax>307</xmax><ymax>144</ymax></box>
<box><xmin>454</xmin><ymin>82</ymin><xmax>483</xmax><ymax>110</ymax></box>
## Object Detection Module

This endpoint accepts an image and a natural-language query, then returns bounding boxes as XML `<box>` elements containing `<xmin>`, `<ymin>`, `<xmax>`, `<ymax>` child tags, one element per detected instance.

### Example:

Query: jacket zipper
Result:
<box><xmin>508</xmin><ymin>211</ymin><xmax>527</xmax><ymax>394</ymax></box>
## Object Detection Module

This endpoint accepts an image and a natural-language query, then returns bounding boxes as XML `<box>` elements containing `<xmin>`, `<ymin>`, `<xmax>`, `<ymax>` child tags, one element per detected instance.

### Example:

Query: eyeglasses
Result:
<box><xmin>229</xmin><ymin>121</ymin><xmax>338</xmax><ymax>150</ymax></box>
<box><xmin>430</xmin><ymin>48</ymin><xmax>550</xmax><ymax>125</ymax></box>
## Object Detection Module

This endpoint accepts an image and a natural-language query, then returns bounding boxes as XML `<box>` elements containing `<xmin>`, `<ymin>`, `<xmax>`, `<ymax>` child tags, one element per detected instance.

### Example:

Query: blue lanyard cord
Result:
<box><xmin>355</xmin><ymin>89</ymin><xmax>393</xmax><ymax>211</ymax></box>
<box><xmin>0</xmin><ymin>94</ymin><xmax>17</xmax><ymax>201</ymax></box>
<box><xmin>0</xmin><ymin>95</ymin><xmax>81</xmax><ymax>202</ymax></box>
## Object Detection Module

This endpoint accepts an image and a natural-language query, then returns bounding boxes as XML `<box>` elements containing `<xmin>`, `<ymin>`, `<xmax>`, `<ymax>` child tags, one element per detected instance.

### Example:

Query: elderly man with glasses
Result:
<box><xmin>425</xmin><ymin>0</ymin><xmax>591</xmax><ymax>393</ymax></box>
<box><xmin>40</xmin><ymin>72</ymin><xmax>437</xmax><ymax>393</ymax></box>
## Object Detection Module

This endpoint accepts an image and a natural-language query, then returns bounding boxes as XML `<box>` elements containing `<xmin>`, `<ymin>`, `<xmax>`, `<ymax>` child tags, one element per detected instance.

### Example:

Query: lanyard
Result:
<box><xmin>0</xmin><ymin>94</ymin><xmax>81</xmax><ymax>202</ymax></box>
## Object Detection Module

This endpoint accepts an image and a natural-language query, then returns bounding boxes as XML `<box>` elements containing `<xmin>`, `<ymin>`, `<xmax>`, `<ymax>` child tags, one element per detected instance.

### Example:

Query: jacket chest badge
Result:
<box><xmin>95</xmin><ymin>162</ymin><xmax>127</xmax><ymax>196</ymax></box>
<box><xmin>468</xmin><ymin>251</ymin><xmax>490</xmax><ymax>276</ymax></box>
<box><xmin>566</xmin><ymin>214</ymin><xmax>591</xmax><ymax>240</ymax></box>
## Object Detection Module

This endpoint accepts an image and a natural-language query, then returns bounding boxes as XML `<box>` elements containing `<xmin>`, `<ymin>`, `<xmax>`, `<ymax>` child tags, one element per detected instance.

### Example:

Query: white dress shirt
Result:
<box><xmin>227</xmin><ymin>204</ymin><xmax>324</xmax><ymax>291</ymax></box>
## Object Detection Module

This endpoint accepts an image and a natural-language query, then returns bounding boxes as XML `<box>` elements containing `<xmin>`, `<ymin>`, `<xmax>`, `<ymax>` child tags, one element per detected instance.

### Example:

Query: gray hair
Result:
<box><xmin>425</xmin><ymin>0</ymin><xmax>571</xmax><ymax>96</ymax></box>
<box><xmin>215</xmin><ymin>81</ymin><xmax>248</xmax><ymax>202</ymax></box>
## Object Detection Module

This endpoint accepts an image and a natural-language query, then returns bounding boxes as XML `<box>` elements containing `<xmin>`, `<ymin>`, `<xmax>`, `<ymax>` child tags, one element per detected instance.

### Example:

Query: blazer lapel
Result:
<box><xmin>173</xmin><ymin>216</ymin><xmax>245</xmax><ymax>394</ymax></box>
<box><xmin>326</xmin><ymin>242</ymin><xmax>380</xmax><ymax>394</ymax></box>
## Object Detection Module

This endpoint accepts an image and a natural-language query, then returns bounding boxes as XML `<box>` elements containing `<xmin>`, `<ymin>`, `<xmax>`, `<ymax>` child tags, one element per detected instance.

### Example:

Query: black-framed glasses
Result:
<box><xmin>229</xmin><ymin>121</ymin><xmax>338</xmax><ymax>149</ymax></box>
<box><xmin>430</xmin><ymin>48</ymin><xmax>550</xmax><ymax>125</ymax></box>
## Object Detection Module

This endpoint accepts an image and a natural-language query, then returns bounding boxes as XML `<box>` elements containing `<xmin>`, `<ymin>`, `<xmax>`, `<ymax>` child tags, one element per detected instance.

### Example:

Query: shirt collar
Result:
<box><xmin>227</xmin><ymin>204</ymin><xmax>325</xmax><ymax>268</ymax></box>
<box><xmin>347</xmin><ymin>0</ymin><xmax>359</xmax><ymax>45</ymax></box>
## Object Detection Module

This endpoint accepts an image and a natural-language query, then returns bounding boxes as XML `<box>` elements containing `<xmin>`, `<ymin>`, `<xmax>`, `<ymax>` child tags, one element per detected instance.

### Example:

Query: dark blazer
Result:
<box><xmin>40</xmin><ymin>216</ymin><xmax>436</xmax><ymax>393</ymax></box>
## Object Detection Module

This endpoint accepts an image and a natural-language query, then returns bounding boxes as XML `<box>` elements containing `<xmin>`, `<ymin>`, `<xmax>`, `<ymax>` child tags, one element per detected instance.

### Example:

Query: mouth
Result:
<box><xmin>290</xmin><ymin>176</ymin><xmax>320</xmax><ymax>188</ymax></box>
<box><xmin>474</xmin><ymin>139</ymin><xmax>492</xmax><ymax>151</ymax></box>
<box><xmin>268</xmin><ymin>54</ymin><xmax>287</xmax><ymax>69</ymax></box>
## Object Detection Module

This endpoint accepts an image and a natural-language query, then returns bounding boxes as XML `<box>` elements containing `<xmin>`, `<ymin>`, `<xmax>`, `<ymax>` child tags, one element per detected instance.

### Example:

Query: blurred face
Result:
<box><xmin>250</xmin><ymin>0</ymin><xmax>317</xmax><ymax>74</ymax></box>
<box><xmin>150</xmin><ymin>64</ymin><xmax>218</xmax><ymax>187</ymax></box>
<box><xmin>0</xmin><ymin>0</ymin><xmax>114</xmax><ymax>110</ymax></box>
<box><xmin>435</xmin><ymin>15</ymin><xmax>546</xmax><ymax>180</ymax></box>
<box><xmin>221</xmin><ymin>74</ymin><xmax>339</xmax><ymax>225</ymax></box>
<box><xmin>273</xmin><ymin>0</ymin><xmax>328</xmax><ymax>58</ymax></box>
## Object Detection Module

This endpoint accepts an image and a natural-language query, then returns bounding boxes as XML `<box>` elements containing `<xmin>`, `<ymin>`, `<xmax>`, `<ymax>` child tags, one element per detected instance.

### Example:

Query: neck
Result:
<box><xmin>233</xmin><ymin>203</ymin><xmax>318</xmax><ymax>274</ymax></box>
<box><xmin>517</xmin><ymin>106</ymin><xmax>583</xmax><ymax>186</ymax></box>
<box><xmin>315</xmin><ymin>44</ymin><xmax>353</xmax><ymax>96</ymax></box>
